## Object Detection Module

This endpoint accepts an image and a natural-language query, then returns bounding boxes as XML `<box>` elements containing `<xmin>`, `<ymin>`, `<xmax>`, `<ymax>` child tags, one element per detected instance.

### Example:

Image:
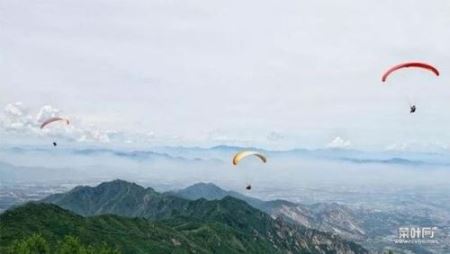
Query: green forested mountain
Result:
<box><xmin>1</xmin><ymin>180</ymin><xmax>368</xmax><ymax>253</ymax></box>
<box><xmin>1</xmin><ymin>202</ymin><xmax>217</xmax><ymax>253</ymax></box>
<box><xmin>43</xmin><ymin>180</ymin><xmax>190</xmax><ymax>219</ymax></box>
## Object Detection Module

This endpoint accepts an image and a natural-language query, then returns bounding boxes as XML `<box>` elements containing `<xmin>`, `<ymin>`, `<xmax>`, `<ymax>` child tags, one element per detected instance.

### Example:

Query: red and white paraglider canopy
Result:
<box><xmin>382</xmin><ymin>62</ymin><xmax>439</xmax><ymax>82</ymax></box>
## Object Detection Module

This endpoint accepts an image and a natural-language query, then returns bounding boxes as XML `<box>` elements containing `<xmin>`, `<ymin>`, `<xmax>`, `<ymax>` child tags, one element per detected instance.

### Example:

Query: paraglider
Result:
<box><xmin>232</xmin><ymin>151</ymin><xmax>267</xmax><ymax>165</ymax></box>
<box><xmin>382</xmin><ymin>62</ymin><xmax>439</xmax><ymax>114</ymax></box>
<box><xmin>381</xmin><ymin>62</ymin><xmax>439</xmax><ymax>82</ymax></box>
<box><xmin>40</xmin><ymin>117</ymin><xmax>69</xmax><ymax>147</ymax></box>
<box><xmin>232</xmin><ymin>151</ymin><xmax>267</xmax><ymax>190</ymax></box>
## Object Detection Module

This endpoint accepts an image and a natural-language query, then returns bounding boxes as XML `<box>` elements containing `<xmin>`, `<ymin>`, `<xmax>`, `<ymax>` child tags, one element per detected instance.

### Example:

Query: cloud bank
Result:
<box><xmin>1</xmin><ymin>102</ymin><xmax>117</xmax><ymax>144</ymax></box>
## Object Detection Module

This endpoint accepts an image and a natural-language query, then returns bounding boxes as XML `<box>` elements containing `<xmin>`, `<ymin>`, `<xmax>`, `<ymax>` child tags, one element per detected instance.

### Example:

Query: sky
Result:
<box><xmin>1</xmin><ymin>0</ymin><xmax>450</xmax><ymax>150</ymax></box>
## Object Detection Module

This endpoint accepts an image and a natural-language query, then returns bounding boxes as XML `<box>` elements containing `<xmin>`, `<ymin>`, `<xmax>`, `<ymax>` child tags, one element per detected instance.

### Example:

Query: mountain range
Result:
<box><xmin>3</xmin><ymin>179</ymin><xmax>448</xmax><ymax>253</ymax></box>
<box><xmin>3</xmin><ymin>145</ymin><xmax>450</xmax><ymax>167</ymax></box>
<box><xmin>172</xmin><ymin>182</ymin><xmax>450</xmax><ymax>253</ymax></box>
<box><xmin>171</xmin><ymin>182</ymin><xmax>367</xmax><ymax>241</ymax></box>
<box><xmin>0</xmin><ymin>179</ymin><xmax>368</xmax><ymax>253</ymax></box>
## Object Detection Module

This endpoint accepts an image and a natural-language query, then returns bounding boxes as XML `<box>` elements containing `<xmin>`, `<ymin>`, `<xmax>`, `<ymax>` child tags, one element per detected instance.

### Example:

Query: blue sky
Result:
<box><xmin>1</xmin><ymin>0</ymin><xmax>450</xmax><ymax>150</ymax></box>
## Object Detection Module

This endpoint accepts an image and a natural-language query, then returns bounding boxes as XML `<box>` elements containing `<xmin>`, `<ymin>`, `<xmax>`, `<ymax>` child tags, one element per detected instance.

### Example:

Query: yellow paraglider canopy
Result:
<box><xmin>232</xmin><ymin>151</ymin><xmax>267</xmax><ymax>165</ymax></box>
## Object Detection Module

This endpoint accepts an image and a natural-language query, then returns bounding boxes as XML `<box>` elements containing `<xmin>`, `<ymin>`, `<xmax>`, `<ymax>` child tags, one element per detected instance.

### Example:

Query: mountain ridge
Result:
<box><xmin>172</xmin><ymin>182</ymin><xmax>367</xmax><ymax>241</ymax></box>
<box><xmin>40</xmin><ymin>180</ymin><xmax>368</xmax><ymax>253</ymax></box>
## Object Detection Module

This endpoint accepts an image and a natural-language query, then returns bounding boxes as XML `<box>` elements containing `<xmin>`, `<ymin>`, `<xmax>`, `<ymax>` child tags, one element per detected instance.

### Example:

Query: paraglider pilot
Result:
<box><xmin>53</xmin><ymin>142</ymin><xmax>57</xmax><ymax>147</ymax></box>
<box><xmin>410</xmin><ymin>105</ymin><xmax>416</xmax><ymax>114</ymax></box>
<box><xmin>246</xmin><ymin>184</ymin><xmax>252</xmax><ymax>190</ymax></box>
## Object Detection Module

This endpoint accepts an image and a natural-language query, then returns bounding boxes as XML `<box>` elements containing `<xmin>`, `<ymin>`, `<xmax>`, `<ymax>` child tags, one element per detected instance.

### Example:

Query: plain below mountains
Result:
<box><xmin>1</xmin><ymin>180</ymin><xmax>368</xmax><ymax>254</ymax></box>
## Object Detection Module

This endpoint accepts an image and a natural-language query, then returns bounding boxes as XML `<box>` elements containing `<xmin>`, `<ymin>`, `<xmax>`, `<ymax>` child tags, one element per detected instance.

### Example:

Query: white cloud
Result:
<box><xmin>4</xmin><ymin>102</ymin><xmax>26</xmax><ymax>117</ymax></box>
<box><xmin>0</xmin><ymin>102</ymin><xmax>170</xmax><ymax>145</ymax></box>
<box><xmin>36</xmin><ymin>105</ymin><xmax>61</xmax><ymax>123</ymax></box>
<box><xmin>1</xmin><ymin>102</ymin><xmax>36</xmax><ymax>133</ymax></box>
<box><xmin>326</xmin><ymin>136</ymin><xmax>351</xmax><ymax>149</ymax></box>
<box><xmin>77</xmin><ymin>129</ymin><xmax>111</xmax><ymax>143</ymax></box>
<box><xmin>0</xmin><ymin>102</ymin><xmax>117</xmax><ymax>144</ymax></box>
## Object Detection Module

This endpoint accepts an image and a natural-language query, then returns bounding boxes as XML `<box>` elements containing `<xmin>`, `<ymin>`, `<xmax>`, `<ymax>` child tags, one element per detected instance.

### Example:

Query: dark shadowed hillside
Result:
<box><xmin>0</xmin><ymin>203</ymin><xmax>209</xmax><ymax>253</ymax></box>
